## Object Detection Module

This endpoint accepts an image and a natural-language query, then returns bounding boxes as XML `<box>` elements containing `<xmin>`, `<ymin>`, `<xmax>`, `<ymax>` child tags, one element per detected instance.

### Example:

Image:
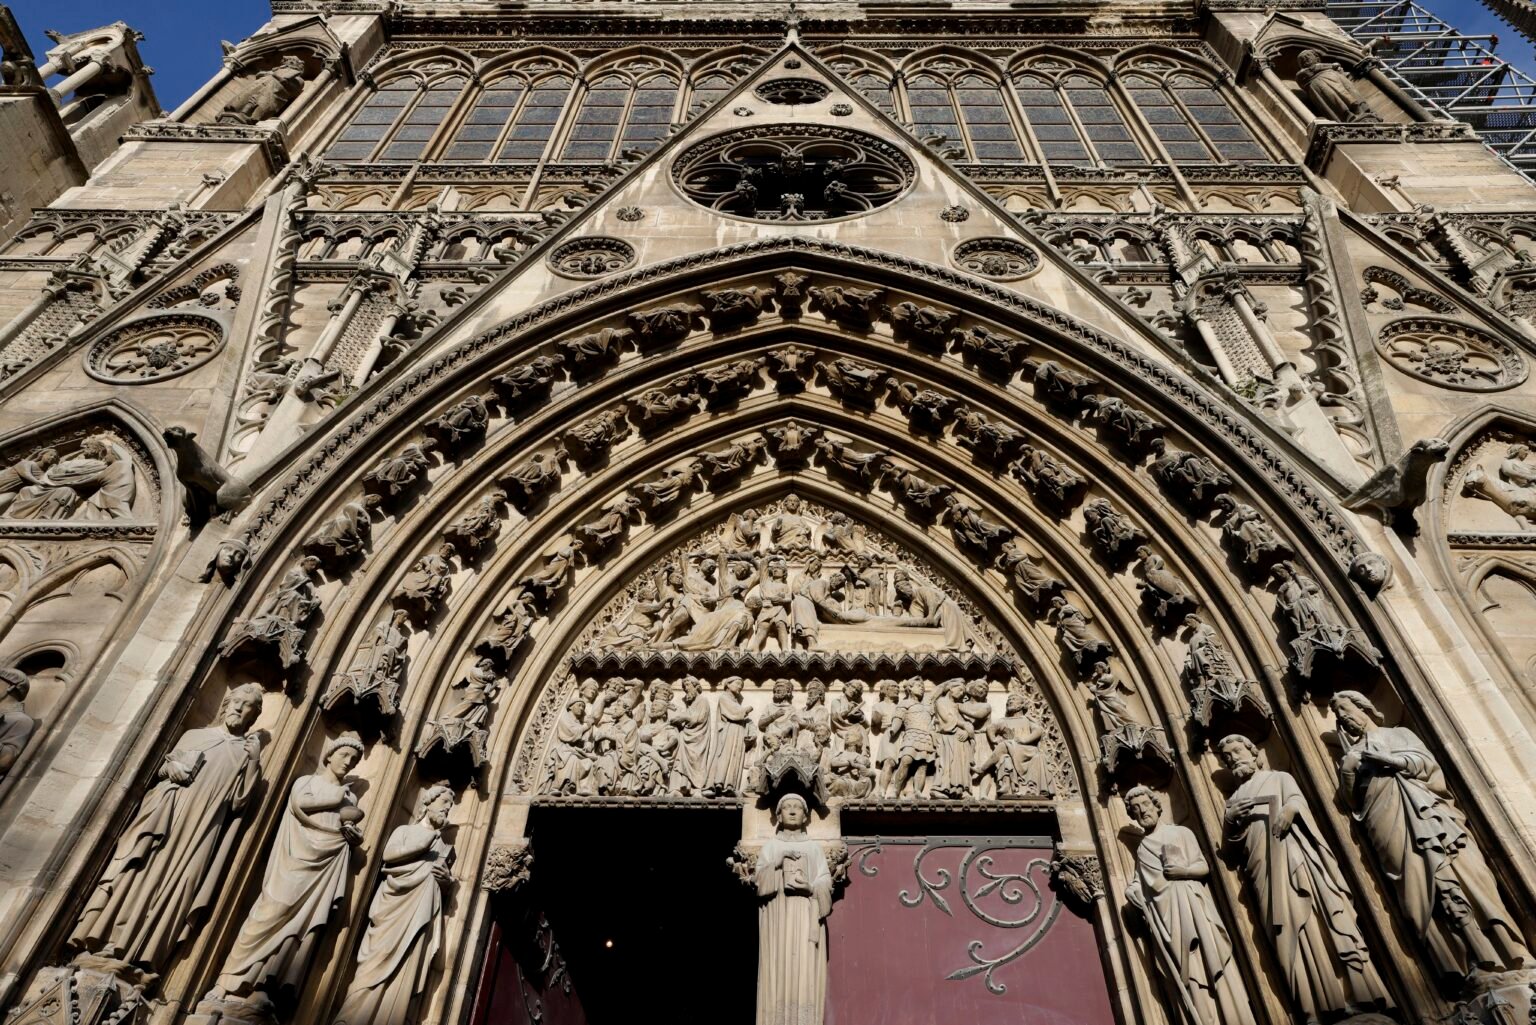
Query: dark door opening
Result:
<box><xmin>472</xmin><ymin>805</ymin><xmax>755</xmax><ymax>1025</ymax></box>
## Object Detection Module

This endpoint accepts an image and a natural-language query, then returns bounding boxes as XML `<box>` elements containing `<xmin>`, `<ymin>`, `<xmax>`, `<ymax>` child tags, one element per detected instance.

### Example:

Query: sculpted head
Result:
<box><xmin>775</xmin><ymin>792</ymin><xmax>809</xmax><ymax>831</ymax></box>
<box><xmin>279</xmin><ymin>55</ymin><xmax>306</xmax><ymax>73</ymax></box>
<box><xmin>417</xmin><ymin>784</ymin><xmax>454</xmax><ymax>828</ymax></box>
<box><xmin>1005</xmin><ymin>692</ymin><xmax>1027</xmax><ymax>715</ymax></box>
<box><xmin>904</xmin><ymin>678</ymin><xmax>924</xmax><ymax>701</ymax></box>
<box><xmin>1297</xmin><ymin>48</ymin><xmax>1323</xmax><ymax>69</ymax></box>
<box><xmin>1217</xmin><ymin>734</ymin><xmax>1261</xmax><ymax>780</ymax></box>
<box><xmin>773</xmin><ymin>679</ymin><xmax>794</xmax><ymax>702</ymax></box>
<box><xmin>724</xmin><ymin>675</ymin><xmax>744</xmax><ymax>696</ymax></box>
<box><xmin>768</xmin><ymin>558</ymin><xmax>788</xmax><ymax>581</ymax></box>
<box><xmin>579</xmin><ymin>679</ymin><xmax>601</xmax><ymax>702</ymax></box>
<box><xmin>842</xmin><ymin>680</ymin><xmax>862</xmax><ymax>702</ymax></box>
<box><xmin>682</xmin><ymin>676</ymin><xmax>701</xmax><ymax>700</ymax></box>
<box><xmin>806</xmin><ymin>679</ymin><xmax>826</xmax><ymax>705</ymax></box>
<box><xmin>1509</xmin><ymin>443</ymin><xmax>1531</xmax><ymax>459</ymax></box>
<box><xmin>31</xmin><ymin>448</ymin><xmax>57</xmax><ymax>470</ymax></box>
<box><xmin>220</xmin><ymin>683</ymin><xmax>264</xmax><ymax>732</ymax></box>
<box><xmin>813</xmin><ymin>721</ymin><xmax>832</xmax><ymax>746</ymax></box>
<box><xmin>568</xmin><ymin>698</ymin><xmax>588</xmax><ymax>720</ymax></box>
<box><xmin>879</xmin><ymin>680</ymin><xmax>899</xmax><ymax>701</ymax></box>
<box><xmin>893</xmin><ymin>570</ymin><xmax>914</xmax><ymax>600</ymax></box>
<box><xmin>783</xmin><ymin>495</ymin><xmax>801</xmax><ymax>514</ymax></box>
<box><xmin>1124</xmin><ymin>785</ymin><xmax>1163</xmax><ymax>832</ymax></box>
<box><xmin>323</xmin><ymin>732</ymin><xmax>365</xmax><ymax>776</ymax></box>
<box><xmin>1329</xmin><ymin>690</ymin><xmax>1381</xmax><ymax>742</ymax></box>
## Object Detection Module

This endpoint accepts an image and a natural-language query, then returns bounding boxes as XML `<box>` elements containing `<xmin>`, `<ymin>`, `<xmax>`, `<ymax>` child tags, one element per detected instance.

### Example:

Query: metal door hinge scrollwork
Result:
<box><xmin>849</xmin><ymin>836</ymin><xmax>1062</xmax><ymax>995</ymax></box>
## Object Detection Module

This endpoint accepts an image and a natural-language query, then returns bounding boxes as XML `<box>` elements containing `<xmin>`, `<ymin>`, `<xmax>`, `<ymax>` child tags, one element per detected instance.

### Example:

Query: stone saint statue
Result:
<box><xmin>1329</xmin><ymin>690</ymin><xmax>1530</xmax><ymax>977</ymax></box>
<box><xmin>0</xmin><ymin>666</ymin><xmax>34</xmax><ymax>777</ymax></box>
<box><xmin>1124</xmin><ymin>786</ymin><xmax>1255</xmax><ymax>1025</ymax></box>
<box><xmin>1294</xmin><ymin>49</ymin><xmax>1376</xmax><ymax>123</ymax></box>
<box><xmin>213</xmin><ymin>733</ymin><xmax>366</xmax><ymax>999</ymax></box>
<box><xmin>332</xmin><ymin>785</ymin><xmax>455</xmax><ymax>1025</ymax></box>
<box><xmin>754</xmin><ymin>793</ymin><xmax>834</xmax><ymax>1025</ymax></box>
<box><xmin>218</xmin><ymin>56</ymin><xmax>307</xmax><ymax>125</ymax></box>
<box><xmin>1216</xmin><ymin>735</ymin><xmax>1387</xmax><ymax>1020</ymax></box>
<box><xmin>70</xmin><ymin>683</ymin><xmax>265</xmax><ymax>971</ymax></box>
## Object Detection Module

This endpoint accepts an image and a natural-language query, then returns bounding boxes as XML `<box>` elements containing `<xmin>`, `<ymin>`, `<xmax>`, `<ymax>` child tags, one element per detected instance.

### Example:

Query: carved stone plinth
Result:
<box><xmin>8</xmin><ymin>957</ymin><xmax>147</xmax><ymax>1025</ymax></box>
<box><xmin>184</xmin><ymin>991</ymin><xmax>277</xmax><ymax>1025</ymax></box>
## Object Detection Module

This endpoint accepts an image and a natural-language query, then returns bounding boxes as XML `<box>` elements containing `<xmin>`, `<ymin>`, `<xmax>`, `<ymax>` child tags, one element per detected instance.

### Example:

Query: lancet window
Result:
<box><xmin>443</xmin><ymin>71</ymin><xmax>575</xmax><ymax>163</ymax></box>
<box><xmin>1012</xmin><ymin>68</ymin><xmax>1146</xmax><ymax>165</ymax></box>
<box><xmin>324</xmin><ymin>70</ymin><xmax>469</xmax><ymax>163</ymax></box>
<box><xmin>823</xmin><ymin>53</ymin><xmax>897</xmax><ymax>115</ymax></box>
<box><xmin>559</xmin><ymin>64</ymin><xmax>680</xmax><ymax>162</ymax></box>
<box><xmin>903</xmin><ymin>60</ymin><xmax>1025</xmax><ymax>161</ymax></box>
<box><xmin>1120</xmin><ymin>61</ymin><xmax>1267</xmax><ymax>163</ymax></box>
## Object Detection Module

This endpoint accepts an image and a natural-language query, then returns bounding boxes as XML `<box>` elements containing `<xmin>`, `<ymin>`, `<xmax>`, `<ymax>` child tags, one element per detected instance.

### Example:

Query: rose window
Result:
<box><xmin>954</xmin><ymin>238</ymin><xmax>1042</xmax><ymax>281</ymax></box>
<box><xmin>85</xmin><ymin>314</ymin><xmax>225</xmax><ymax>384</ymax></box>
<box><xmin>673</xmin><ymin>125</ymin><xmax>914</xmax><ymax>223</ymax></box>
<box><xmin>1376</xmin><ymin>317</ymin><xmax>1527</xmax><ymax>391</ymax></box>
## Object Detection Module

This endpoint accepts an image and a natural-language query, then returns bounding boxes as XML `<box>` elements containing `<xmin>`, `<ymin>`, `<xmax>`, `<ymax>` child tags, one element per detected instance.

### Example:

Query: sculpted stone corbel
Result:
<box><xmin>995</xmin><ymin>539</ymin><xmax>1067</xmax><ymax>608</ymax></box>
<box><xmin>886</xmin><ymin>300</ymin><xmax>959</xmax><ymax>349</ymax></box>
<box><xmin>765</xmin><ymin>345</ymin><xmax>814</xmax><ymax>389</ymax></box>
<box><xmin>1149</xmin><ymin>439</ymin><xmax>1233</xmax><ymax>508</ymax></box>
<box><xmin>951</xmin><ymin>324</ymin><xmax>1030</xmax><ymax>376</ymax></box>
<box><xmin>1181</xmin><ymin>616</ymin><xmax>1272</xmax><ymax>734</ymax></box>
<box><xmin>1087</xmin><ymin>663</ymin><xmax>1173</xmax><ymax>777</ymax></box>
<box><xmin>417</xmin><ymin>659</ymin><xmax>502</xmax><ymax>770</ymax></box>
<box><xmin>558</xmin><ymin>327</ymin><xmax>631</xmax><ymax>375</ymax></box>
<box><xmin>425</xmin><ymin>394</ymin><xmax>491</xmax><ymax>453</ymax></box>
<box><xmin>701</xmin><ymin>285</ymin><xmax>776</xmax><ymax>330</ymax></box>
<box><xmin>1023</xmin><ymin>358</ymin><xmax>1099</xmax><ymax>412</ymax></box>
<box><xmin>443</xmin><ymin>490</ymin><xmax>505</xmax><ymax>553</ymax></box>
<box><xmin>808</xmin><ymin>283</ymin><xmax>884</xmax><ymax>327</ymax></box>
<box><xmin>562</xmin><ymin>408</ymin><xmax>630</xmax><ymax>465</ymax></box>
<box><xmin>1013</xmin><ymin>445</ymin><xmax>1088</xmax><ymax>509</ymax></box>
<box><xmin>952</xmin><ymin>406</ymin><xmax>1025</xmax><ymax>463</ymax></box>
<box><xmin>765</xmin><ymin>421</ymin><xmax>821</xmax><ymax>467</ymax></box>
<box><xmin>498</xmin><ymin>447</ymin><xmax>565</xmax><ymax>509</ymax></box>
<box><xmin>1049</xmin><ymin>849</ymin><xmax>1104</xmax><ymax>909</ymax></box>
<box><xmin>1084</xmin><ymin>394</ymin><xmax>1165</xmax><ymax>451</ymax></box>
<box><xmin>577</xmin><ymin>495</ymin><xmax>643</xmax><ymax>552</ymax></box>
<box><xmin>321</xmin><ymin>610</ymin><xmax>412</xmax><ymax>719</ymax></box>
<box><xmin>626</xmin><ymin>302</ymin><xmax>703</xmax><ymax>349</ymax></box>
<box><xmin>892</xmin><ymin>381</ymin><xmax>957</xmax><ymax>431</ymax></box>
<box><xmin>816</xmin><ymin>357</ymin><xmax>890</xmax><ymax>406</ymax></box>
<box><xmin>303</xmin><ymin>494</ymin><xmax>382</xmax><ymax>566</ymax></box>
<box><xmin>773</xmin><ymin>271</ymin><xmax>808</xmax><ymax>318</ymax></box>
<box><xmin>492</xmin><ymin>354</ymin><xmax>563</xmax><ymax>415</ymax></box>
<box><xmin>1048</xmin><ymin>597</ymin><xmax>1114</xmax><ymax>672</ymax></box>
<box><xmin>201</xmin><ymin>536</ymin><xmax>252</xmax><ymax>586</ymax></box>
<box><xmin>696</xmin><ymin>436</ymin><xmax>766</xmax><ymax>484</ymax></box>
<box><xmin>220</xmin><ymin>557</ymin><xmax>322</xmax><ymax>670</ymax></box>
<box><xmin>1271</xmin><ymin>562</ymin><xmax>1381</xmax><ymax>679</ymax></box>
<box><xmin>361</xmin><ymin>442</ymin><xmax>432</xmax><ymax>499</ymax></box>
<box><xmin>1134</xmin><ymin>547</ymin><xmax>1199</xmax><ymax>623</ymax></box>
<box><xmin>482</xmin><ymin>841</ymin><xmax>533</xmax><ymax>894</ymax></box>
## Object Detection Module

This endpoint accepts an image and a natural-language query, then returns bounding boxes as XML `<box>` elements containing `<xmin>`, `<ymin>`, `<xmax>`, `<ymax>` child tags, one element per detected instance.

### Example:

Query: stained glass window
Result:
<box><xmin>443</xmin><ymin>74</ymin><xmax>574</xmax><ymax>163</ymax></box>
<box><xmin>1123</xmin><ymin>68</ymin><xmax>1267</xmax><ymax>164</ymax></box>
<box><xmin>560</xmin><ymin>70</ymin><xmax>679</xmax><ymax>162</ymax></box>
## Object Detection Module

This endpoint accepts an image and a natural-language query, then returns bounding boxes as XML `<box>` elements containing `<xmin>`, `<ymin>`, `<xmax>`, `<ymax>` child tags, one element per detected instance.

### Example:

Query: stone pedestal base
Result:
<box><xmin>9</xmin><ymin>955</ymin><xmax>148</xmax><ymax>1025</ymax></box>
<box><xmin>184</xmin><ymin>991</ymin><xmax>278</xmax><ymax>1025</ymax></box>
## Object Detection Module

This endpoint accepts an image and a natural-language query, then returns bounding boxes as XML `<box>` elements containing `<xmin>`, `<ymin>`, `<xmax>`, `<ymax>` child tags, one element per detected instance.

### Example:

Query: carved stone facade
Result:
<box><xmin>3</xmin><ymin>2</ymin><xmax>1536</xmax><ymax>1025</ymax></box>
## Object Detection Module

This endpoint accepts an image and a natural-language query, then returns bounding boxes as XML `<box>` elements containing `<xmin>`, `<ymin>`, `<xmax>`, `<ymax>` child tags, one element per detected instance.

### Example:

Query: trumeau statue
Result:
<box><xmin>1215</xmin><ymin>735</ymin><xmax>1387</xmax><ymax>1019</ymax></box>
<box><xmin>754</xmin><ymin>793</ymin><xmax>833</xmax><ymax>1025</ymax></box>
<box><xmin>1124</xmin><ymin>786</ymin><xmax>1256</xmax><ymax>1025</ymax></box>
<box><xmin>211</xmin><ymin>733</ymin><xmax>365</xmax><ymax>1001</ymax></box>
<box><xmin>216</xmin><ymin>55</ymin><xmax>307</xmax><ymax>125</ymax></box>
<box><xmin>1328</xmin><ymin>690</ymin><xmax>1531</xmax><ymax>977</ymax></box>
<box><xmin>70</xmin><ymin>683</ymin><xmax>265</xmax><ymax>970</ymax></box>
<box><xmin>332</xmin><ymin>785</ymin><xmax>455</xmax><ymax>1025</ymax></box>
<box><xmin>0</xmin><ymin>667</ymin><xmax>34</xmax><ymax>778</ymax></box>
<box><xmin>220</xmin><ymin>556</ymin><xmax>323</xmax><ymax>669</ymax></box>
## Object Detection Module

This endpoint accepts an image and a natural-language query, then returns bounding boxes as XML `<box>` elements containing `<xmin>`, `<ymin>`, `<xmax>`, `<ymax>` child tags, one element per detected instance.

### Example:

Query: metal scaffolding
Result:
<box><xmin>1326</xmin><ymin>0</ymin><xmax>1536</xmax><ymax>178</ymax></box>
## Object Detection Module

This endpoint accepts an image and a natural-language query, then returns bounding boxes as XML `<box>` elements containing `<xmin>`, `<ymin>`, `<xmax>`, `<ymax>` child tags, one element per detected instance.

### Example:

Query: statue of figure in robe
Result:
<box><xmin>1328</xmin><ymin>690</ymin><xmax>1531</xmax><ymax>977</ymax></box>
<box><xmin>211</xmin><ymin>733</ymin><xmax>365</xmax><ymax>1000</ymax></box>
<box><xmin>332</xmin><ymin>785</ymin><xmax>455</xmax><ymax>1025</ymax></box>
<box><xmin>0</xmin><ymin>667</ymin><xmax>34</xmax><ymax>777</ymax></box>
<box><xmin>1124</xmin><ymin>786</ymin><xmax>1255</xmax><ymax>1025</ymax></box>
<box><xmin>1216</xmin><ymin>735</ymin><xmax>1387</xmax><ymax>1021</ymax></box>
<box><xmin>70</xmin><ymin>683</ymin><xmax>264</xmax><ymax>970</ymax></box>
<box><xmin>754</xmin><ymin>793</ymin><xmax>833</xmax><ymax>1025</ymax></box>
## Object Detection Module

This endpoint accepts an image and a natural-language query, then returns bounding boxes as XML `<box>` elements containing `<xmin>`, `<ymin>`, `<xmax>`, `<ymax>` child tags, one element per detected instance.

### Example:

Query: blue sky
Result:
<box><xmin>8</xmin><ymin>0</ymin><xmax>1536</xmax><ymax>110</ymax></box>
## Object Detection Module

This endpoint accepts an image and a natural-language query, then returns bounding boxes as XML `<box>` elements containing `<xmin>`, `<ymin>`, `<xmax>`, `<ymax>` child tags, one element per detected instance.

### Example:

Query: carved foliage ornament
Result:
<box><xmin>1375</xmin><ymin>317</ymin><xmax>1527</xmax><ymax>391</ymax></box>
<box><xmin>547</xmin><ymin>236</ymin><xmax>637</xmax><ymax>279</ymax></box>
<box><xmin>84</xmin><ymin>314</ymin><xmax>225</xmax><ymax>384</ymax></box>
<box><xmin>953</xmin><ymin>238</ymin><xmax>1042</xmax><ymax>281</ymax></box>
<box><xmin>673</xmin><ymin>124</ymin><xmax>914</xmax><ymax>223</ymax></box>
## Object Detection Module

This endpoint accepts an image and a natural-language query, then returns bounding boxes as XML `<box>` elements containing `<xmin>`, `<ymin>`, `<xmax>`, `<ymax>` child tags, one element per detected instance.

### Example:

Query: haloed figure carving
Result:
<box><xmin>70</xmin><ymin>684</ymin><xmax>264</xmax><ymax>971</ymax></box>
<box><xmin>1125</xmin><ymin>786</ymin><xmax>1255</xmax><ymax>1025</ymax></box>
<box><xmin>1216</xmin><ymin>735</ymin><xmax>1386</xmax><ymax>1021</ymax></box>
<box><xmin>333</xmin><ymin>785</ymin><xmax>455</xmax><ymax>1025</ymax></box>
<box><xmin>212</xmin><ymin>733</ymin><xmax>366</xmax><ymax>1001</ymax></box>
<box><xmin>755</xmin><ymin>793</ymin><xmax>833</xmax><ymax>1025</ymax></box>
<box><xmin>1329</xmin><ymin>691</ymin><xmax>1531</xmax><ymax>977</ymax></box>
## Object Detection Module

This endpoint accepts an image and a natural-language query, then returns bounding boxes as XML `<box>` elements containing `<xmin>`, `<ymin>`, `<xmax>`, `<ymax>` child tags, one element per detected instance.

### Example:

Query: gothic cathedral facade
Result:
<box><xmin>1</xmin><ymin>1</ymin><xmax>1536</xmax><ymax>1024</ymax></box>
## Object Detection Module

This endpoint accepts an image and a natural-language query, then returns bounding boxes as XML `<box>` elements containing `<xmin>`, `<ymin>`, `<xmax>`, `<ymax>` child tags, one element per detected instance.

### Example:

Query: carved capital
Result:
<box><xmin>482</xmin><ymin>841</ymin><xmax>533</xmax><ymax>894</ymax></box>
<box><xmin>1050</xmin><ymin>851</ymin><xmax>1104</xmax><ymax>909</ymax></box>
